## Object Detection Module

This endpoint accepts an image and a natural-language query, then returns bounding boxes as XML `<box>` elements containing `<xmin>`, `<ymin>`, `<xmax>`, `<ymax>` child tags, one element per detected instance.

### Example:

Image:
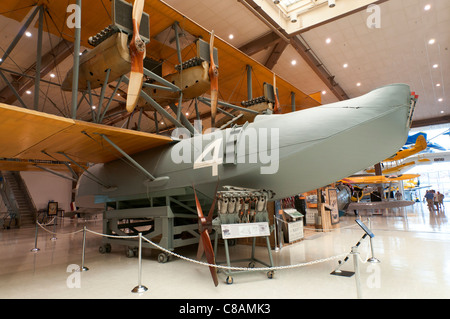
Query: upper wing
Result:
<box><xmin>1</xmin><ymin>0</ymin><xmax>321</xmax><ymax>112</ymax></box>
<box><xmin>0</xmin><ymin>103</ymin><xmax>172</xmax><ymax>167</ymax></box>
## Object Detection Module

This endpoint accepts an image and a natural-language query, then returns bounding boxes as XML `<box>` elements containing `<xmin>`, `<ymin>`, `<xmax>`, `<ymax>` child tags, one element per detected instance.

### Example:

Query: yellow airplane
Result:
<box><xmin>366</xmin><ymin>135</ymin><xmax>427</xmax><ymax>174</ymax></box>
<box><xmin>341</xmin><ymin>174</ymin><xmax>420</xmax><ymax>185</ymax></box>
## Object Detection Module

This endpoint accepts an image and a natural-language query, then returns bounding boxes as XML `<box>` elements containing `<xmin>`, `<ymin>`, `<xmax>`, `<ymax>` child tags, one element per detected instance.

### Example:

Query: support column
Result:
<box><xmin>34</xmin><ymin>6</ymin><xmax>44</xmax><ymax>111</ymax></box>
<box><xmin>71</xmin><ymin>0</ymin><xmax>82</xmax><ymax>119</ymax></box>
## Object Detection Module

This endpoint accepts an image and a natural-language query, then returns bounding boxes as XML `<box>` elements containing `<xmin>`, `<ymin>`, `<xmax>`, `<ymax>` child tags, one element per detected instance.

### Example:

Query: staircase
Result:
<box><xmin>0</xmin><ymin>171</ymin><xmax>37</xmax><ymax>227</ymax></box>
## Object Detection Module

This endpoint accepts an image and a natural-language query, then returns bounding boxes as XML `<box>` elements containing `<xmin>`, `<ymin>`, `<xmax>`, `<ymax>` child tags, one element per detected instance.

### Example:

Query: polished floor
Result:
<box><xmin>0</xmin><ymin>202</ymin><xmax>449</xmax><ymax>299</ymax></box>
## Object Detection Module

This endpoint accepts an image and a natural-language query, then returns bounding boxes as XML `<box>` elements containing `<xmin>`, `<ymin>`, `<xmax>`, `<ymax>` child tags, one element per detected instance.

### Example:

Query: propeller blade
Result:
<box><xmin>207</xmin><ymin>180</ymin><xmax>220</xmax><ymax>222</ymax></box>
<box><xmin>208</xmin><ymin>30</ymin><xmax>219</xmax><ymax>128</ymax></box>
<box><xmin>126</xmin><ymin>70</ymin><xmax>144</xmax><ymax>112</ymax></box>
<box><xmin>132</xmin><ymin>0</ymin><xmax>145</xmax><ymax>25</ymax></box>
<box><xmin>273</xmin><ymin>73</ymin><xmax>280</xmax><ymax>114</ymax></box>
<box><xmin>197</xmin><ymin>234</ymin><xmax>205</xmax><ymax>260</ymax></box>
<box><xmin>193</xmin><ymin>185</ymin><xmax>219</xmax><ymax>286</ymax></box>
<box><xmin>127</xmin><ymin>0</ymin><xmax>146</xmax><ymax>113</ymax></box>
<box><xmin>193</xmin><ymin>185</ymin><xmax>207</xmax><ymax>224</ymax></box>
<box><xmin>201</xmin><ymin>229</ymin><xmax>219</xmax><ymax>287</ymax></box>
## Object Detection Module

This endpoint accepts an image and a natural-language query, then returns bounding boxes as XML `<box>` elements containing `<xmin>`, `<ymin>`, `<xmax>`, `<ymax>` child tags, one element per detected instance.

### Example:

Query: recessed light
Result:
<box><xmin>26</xmin><ymin>90</ymin><xmax>32</xmax><ymax>94</ymax></box>
<box><xmin>441</xmin><ymin>111</ymin><xmax>445</xmax><ymax>114</ymax></box>
<box><xmin>322</xmin><ymin>90</ymin><xmax>327</xmax><ymax>95</ymax></box>
<box><xmin>424</xmin><ymin>4</ymin><xmax>431</xmax><ymax>11</ymax></box>
<box><xmin>228</xmin><ymin>34</ymin><xmax>234</xmax><ymax>40</ymax></box>
<box><xmin>161</xmin><ymin>122</ymin><xmax>164</xmax><ymax>125</ymax></box>
<box><xmin>428</xmin><ymin>39</ymin><xmax>436</xmax><ymax>45</ymax></box>
<box><xmin>25</xmin><ymin>31</ymin><xmax>32</xmax><ymax>37</ymax></box>
<box><xmin>343</xmin><ymin>63</ymin><xmax>348</xmax><ymax>68</ymax></box>
<box><xmin>325</xmin><ymin>38</ymin><xmax>332</xmax><ymax>44</ymax></box>
<box><xmin>356</xmin><ymin>82</ymin><xmax>361</xmax><ymax>87</ymax></box>
<box><xmin>185</xmin><ymin>112</ymin><xmax>189</xmax><ymax>116</ymax></box>
<box><xmin>291</xmin><ymin>60</ymin><xmax>297</xmax><ymax>66</ymax></box>
<box><xmin>50</xmin><ymin>73</ymin><xmax>56</xmax><ymax>78</ymax></box>
<box><xmin>433</xmin><ymin>64</ymin><xmax>439</xmax><ymax>68</ymax></box>
<box><xmin>436</xmin><ymin>83</ymin><xmax>441</xmax><ymax>87</ymax></box>
<box><xmin>92</xmin><ymin>105</ymin><xmax>97</xmax><ymax>109</ymax></box>
<box><xmin>438</xmin><ymin>98</ymin><xmax>443</xmax><ymax>102</ymax></box>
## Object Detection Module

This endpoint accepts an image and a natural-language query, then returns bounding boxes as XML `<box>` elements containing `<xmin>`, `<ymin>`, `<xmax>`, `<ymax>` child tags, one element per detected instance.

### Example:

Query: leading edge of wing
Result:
<box><xmin>0</xmin><ymin>103</ymin><xmax>173</xmax><ymax>164</ymax></box>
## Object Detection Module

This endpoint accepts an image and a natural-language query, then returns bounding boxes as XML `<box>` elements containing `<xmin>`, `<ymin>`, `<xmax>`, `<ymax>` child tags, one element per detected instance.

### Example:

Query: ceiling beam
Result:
<box><xmin>238</xmin><ymin>0</ymin><xmax>349</xmax><ymax>101</ymax></box>
<box><xmin>265</xmin><ymin>39</ymin><xmax>289</xmax><ymax>70</ymax></box>
<box><xmin>0</xmin><ymin>39</ymin><xmax>73</xmax><ymax>105</ymax></box>
<box><xmin>238</xmin><ymin>31</ymin><xmax>281</xmax><ymax>56</ymax></box>
<box><xmin>411</xmin><ymin>116</ymin><xmax>450</xmax><ymax>129</ymax></box>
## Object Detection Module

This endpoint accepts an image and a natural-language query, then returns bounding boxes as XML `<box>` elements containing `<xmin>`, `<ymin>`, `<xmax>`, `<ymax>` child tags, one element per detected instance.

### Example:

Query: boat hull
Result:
<box><xmin>76</xmin><ymin>84</ymin><xmax>413</xmax><ymax>202</ymax></box>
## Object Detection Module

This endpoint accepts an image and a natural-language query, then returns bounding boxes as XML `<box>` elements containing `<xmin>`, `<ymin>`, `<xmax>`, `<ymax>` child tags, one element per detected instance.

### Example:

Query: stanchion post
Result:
<box><xmin>80</xmin><ymin>226</ymin><xmax>89</xmax><ymax>271</ymax></box>
<box><xmin>31</xmin><ymin>221</ymin><xmax>40</xmax><ymax>252</ymax></box>
<box><xmin>367</xmin><ymin>218</ymin><xmax>380</xmax><ymax>263</ymax></box>
<box><xmin>132</xmin><ymin>233</ymin><xmax>148</xmax><ymax>293</ymax></box>
<box><xmin>351</xmin><ymin>246</ymin><xmax>363</xmax><ymax>299</ymax></box>
<box><xmin>51</xmin><ymin>217</ymin><xmax>57</xmax><ymax>241</ymax></box>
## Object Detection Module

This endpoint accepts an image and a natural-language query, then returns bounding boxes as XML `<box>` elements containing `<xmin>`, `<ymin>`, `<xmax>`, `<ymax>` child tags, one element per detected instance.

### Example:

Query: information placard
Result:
<box><xmin>221</xmin><ymin>222</ymin><xmax>270</xmax><ymax>239</ymax></box>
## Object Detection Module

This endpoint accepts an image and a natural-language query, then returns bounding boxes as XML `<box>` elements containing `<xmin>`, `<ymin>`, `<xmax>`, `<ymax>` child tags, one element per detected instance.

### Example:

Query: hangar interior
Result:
<box><xmin>0</xmin><ymin>0</ymin><xmax>449</xmax><ymax>299</ymax></box>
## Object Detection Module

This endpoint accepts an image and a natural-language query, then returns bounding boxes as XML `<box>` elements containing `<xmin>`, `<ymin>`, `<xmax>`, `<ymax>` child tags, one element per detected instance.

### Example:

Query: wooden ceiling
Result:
<box><xmin>1</xmin><ymin>0</ymin><xmax>322</xmax><ymax>114</ymax></box>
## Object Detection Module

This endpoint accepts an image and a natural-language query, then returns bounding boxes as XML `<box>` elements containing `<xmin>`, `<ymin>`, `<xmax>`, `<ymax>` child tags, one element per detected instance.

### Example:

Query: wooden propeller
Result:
<box><xmin>126</xmin><ymin>0</ymin><xmax>146</xmax><ymax>113</ymax></box>
<box><xmin>193</xmin><ymin>184</ymin><xmax>219</xmax><ymax>287</ymax></box>
<box><xmin>208</xmin><ymin>30</ymin><xmax>219</xmax><ymax>128</ymax></box>
<box><xmin>273</xmin><ymin>73</ymin><xmax>280</xmax><ymax>114</ymax></box>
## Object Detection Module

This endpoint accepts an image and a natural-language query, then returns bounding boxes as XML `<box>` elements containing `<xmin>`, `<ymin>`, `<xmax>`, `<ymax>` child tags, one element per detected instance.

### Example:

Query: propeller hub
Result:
<box><xmin>134</xmin><ymin>38</ymin><xmax>146</xmax><ymax>53</ymax></box>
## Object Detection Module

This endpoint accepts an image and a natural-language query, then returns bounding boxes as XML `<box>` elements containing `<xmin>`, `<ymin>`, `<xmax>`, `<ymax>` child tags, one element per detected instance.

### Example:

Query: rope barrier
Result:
<box><xmin>34</xmin><ymin>221</ymin><xmax>352</xmax><ymax>272</ymax></box>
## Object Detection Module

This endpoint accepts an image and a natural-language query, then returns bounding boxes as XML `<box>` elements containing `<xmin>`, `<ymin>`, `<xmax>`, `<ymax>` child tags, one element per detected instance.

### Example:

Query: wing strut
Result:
<box><xmin>97</xmin><ymin>134</ymin><xmax>169</xmax><ymax>185</ymax></box>
<box><xmin>57</xmin><ymin>152</ymin><xmax>112</xmax><ymax>189</ymax></box>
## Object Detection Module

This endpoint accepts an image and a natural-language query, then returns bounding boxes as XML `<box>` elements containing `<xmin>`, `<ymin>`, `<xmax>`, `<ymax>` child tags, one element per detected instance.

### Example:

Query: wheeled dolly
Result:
<box><xmin>214</xmin><ymin>231</ymin><xmax>275</xmax><ymax>285</ymax></box>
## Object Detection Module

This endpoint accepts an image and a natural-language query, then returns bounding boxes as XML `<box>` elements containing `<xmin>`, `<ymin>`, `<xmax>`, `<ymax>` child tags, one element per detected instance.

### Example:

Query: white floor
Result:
<box><xmin>1</xmin><ymin>202</ymin><xmax>449</xmax><ymax>299</ymax></box>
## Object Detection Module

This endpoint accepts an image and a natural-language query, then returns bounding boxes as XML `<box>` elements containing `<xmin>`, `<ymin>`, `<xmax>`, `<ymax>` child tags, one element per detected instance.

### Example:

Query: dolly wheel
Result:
<box><xmin>158</xmin><ymin>253</ymin><xmax>169</xmax><ymax>263</ymax></box>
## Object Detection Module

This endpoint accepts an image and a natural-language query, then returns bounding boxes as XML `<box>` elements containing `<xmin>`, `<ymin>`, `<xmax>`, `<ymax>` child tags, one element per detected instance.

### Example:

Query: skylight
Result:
<box><xmin>280</xmin><ymin>0</ymin><xmax>302</xmax><ymax>6</ymax></box>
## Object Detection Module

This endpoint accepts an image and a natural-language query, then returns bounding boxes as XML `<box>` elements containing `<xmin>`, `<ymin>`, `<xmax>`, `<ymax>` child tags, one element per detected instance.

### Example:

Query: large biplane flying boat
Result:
<box><xmin>0</xmin><ymin>0</ymin><xmax>417</xmax><ymax>286</ymax></box>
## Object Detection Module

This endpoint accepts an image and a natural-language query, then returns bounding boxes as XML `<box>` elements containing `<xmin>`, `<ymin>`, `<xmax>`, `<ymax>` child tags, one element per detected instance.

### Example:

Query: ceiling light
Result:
<box><xmin>92</xmin><ymin>105</ymin><xmax>97</xmax><ymax>109</ymax></box>
<box><xmin>356</xmin><ymin>82</ymin><xmax>361</xmax><ymax>87</ymax></box>
<box><xmin>26</xmin><ymin>90</ymin><xmax>32</xmax><ymax>94</ymax></box>
<box><xmin>326</xmin><ymin>38</ymin><xmax>332</xmax><ymax>44</ymax></box>
<box><xmin>441</xmin><ymin>111</ymin><xmax>445</xmax><ymax>114</ymax></box>
<box><xmin>25</xmin><ymin>31</ymin><xmax>32</xmax><ymax>37</ymax></box>
<box><xmin>428</xmin><ymin>39</ymin><xmax>436</xmax><ymax>45</ymax></box>
<box><xmin>322</xmin><ymin>90</ymin><xmax>327</xmax><ymax>95</ymax></box>
<box><xmin>161</xmin><ymin>122</ymin><xmax>164</xmax><ymax>125</ymax></box>
<box><xmin>438</xmin><ymin>98</ymin><xmax>443</xmax><ymax>102</ymax></box>
<box><xmin>273</xmin><ymin>0</ymin><xmax>280</xmax><ymax>4</ymax></box>
<box><xmin>185</xmin><ymin>112</ymin><xmax>189</xmax><ymax>116</ymax></box>
<box><xmin>424</xmin><ymin>4</ymin><xmax>431</xmax><ymax>11</ymax></box>
<box><xmin>328</xmin><ymin>0</ymin><xmax>336</xmax><ymax>8</ymax></box>
<box><xmin>433</xmin><ymin>64</ymin><xmax>439</xmax><ymax>68</ymax></box>
<box><xmin>343</xmin><ymin>63</ymin><xmax>348</xmax><ymax>68</ymax></box>
<box><xmin>50</xmin><ymin>73</ymin><xmax>56</xmax><ymax>78</ymax></box>
<box><xmin>228</xmin><ymin>34</ymin><xmax>234</xmax><ymax>40</ymax></box>
<box><xmin>436</xmin><ymin>83</ymin><xmax>441</xmax><ymax>87</ymax></box>
<box><xmin>291</xmin><ymin>60</ymin><xmax>297</xmax><ymax>66</ymax></box>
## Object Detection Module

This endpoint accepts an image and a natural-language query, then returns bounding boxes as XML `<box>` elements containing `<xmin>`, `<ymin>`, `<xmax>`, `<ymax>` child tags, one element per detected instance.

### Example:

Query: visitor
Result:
<box><xmin>437</xmin><ymin>191</ymin><xmax>445</xmax><ymax>210</ymax></box>
<box><xmin>424</xmin><ymin>190</ymin><xmax>434</xmax><ymax>211</ymax></box>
